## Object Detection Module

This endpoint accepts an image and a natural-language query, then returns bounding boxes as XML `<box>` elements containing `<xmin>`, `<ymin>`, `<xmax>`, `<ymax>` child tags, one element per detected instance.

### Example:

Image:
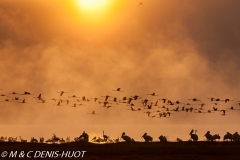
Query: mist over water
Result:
<box><xmin>1</xmin><ymin>0</ymin><xmax>240</xmax><ymax>142</ymax></box>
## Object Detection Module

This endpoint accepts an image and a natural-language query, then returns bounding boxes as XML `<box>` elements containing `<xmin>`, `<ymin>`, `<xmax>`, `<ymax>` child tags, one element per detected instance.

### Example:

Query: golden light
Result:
<box><xmin>74</xmin><ymin>0</ymin><xmax>124</xmax><ymax>26</ymax></box>
<box><xmin>68</xmin><ymin>0</ymin><xmax>127</xmax><ymax>28</ymax></box>
<box><xmin>77</xmin><ymin>0</ymin><xmax>111</xmax><ymax>14</ymax></box>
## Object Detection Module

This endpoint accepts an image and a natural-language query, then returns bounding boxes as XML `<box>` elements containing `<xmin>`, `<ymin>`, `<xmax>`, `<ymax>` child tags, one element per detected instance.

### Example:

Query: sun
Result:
<box><xmin>77</xmin><ymin>0</ymin><xmax>111</xmax><ymax>14</ymax></box>
<box><xmin>73</xmin><ymin>0</ymin><xmax>124</xmax><ymax>25</ymax></box>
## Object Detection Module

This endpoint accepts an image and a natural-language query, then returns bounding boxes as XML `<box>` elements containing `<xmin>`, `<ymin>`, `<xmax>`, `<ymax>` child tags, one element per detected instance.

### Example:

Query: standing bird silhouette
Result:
<box><xmin>121</xmin><ymin>132</ymin><xmax>134</xmax><ymax>142</ymax></box>
<box><xmin>189</xmin><ymin>129</ymin><xmax>198</xmax><ymax>141</ymax></box>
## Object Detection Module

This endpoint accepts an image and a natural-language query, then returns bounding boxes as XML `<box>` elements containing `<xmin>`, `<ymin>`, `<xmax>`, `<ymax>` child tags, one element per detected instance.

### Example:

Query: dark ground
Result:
<box><xmin>0</xmin><ymin>141</ymin><xmax>240</xmax><ymax>160</ymax></box>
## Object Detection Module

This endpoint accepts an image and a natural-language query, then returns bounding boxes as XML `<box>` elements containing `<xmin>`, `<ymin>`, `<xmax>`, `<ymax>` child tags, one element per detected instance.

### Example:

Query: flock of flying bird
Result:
<box><xmin>1</xmin><ymin>88</ymin><xmax>240</xmax><ymax>119</ymax></box>
<box><xmin>1</xmin><ymin>87</ymin><xmax>240</xmax><ymax>144</ymax></box>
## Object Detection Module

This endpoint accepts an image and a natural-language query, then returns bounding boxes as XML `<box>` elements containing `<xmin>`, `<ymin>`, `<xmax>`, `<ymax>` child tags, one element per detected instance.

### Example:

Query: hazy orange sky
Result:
<box><xmin>1</xmin><ymin>0</ymin><xmax>240</xmax><ymax>141</ymax></box>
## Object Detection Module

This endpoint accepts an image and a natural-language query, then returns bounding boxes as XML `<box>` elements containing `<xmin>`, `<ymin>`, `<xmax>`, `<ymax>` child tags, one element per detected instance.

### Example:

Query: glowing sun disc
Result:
<box><xmin>77</xmin><ymin>0</ymin><xmax>111</xmax><ymax>13</ymax></box>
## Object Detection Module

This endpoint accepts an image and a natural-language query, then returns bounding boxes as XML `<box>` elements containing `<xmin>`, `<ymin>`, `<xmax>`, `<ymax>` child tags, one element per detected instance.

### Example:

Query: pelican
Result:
<box><xmin>129</xmin><ymin>106</ymin><xmax>135</xmax><ymax>111</ymax></box>
<box><xmin>113</xmin><ymin>88</ymin><xmax>124</xmax><ymax>92</ymax></box>
<box><xmin>175</xmin><ymin>100</ymin><xmax>181</xmax><ymax>104</ymax></box>
<box><xmin>50</xmin><ymin>98</ymin><xmax>57</xmax><ymax>102</ymax></box>
<box><xmin>167</xmin><ymin>101</ymin><xmax>174</xmax><ymax>105</ymax></box>
<box><xmin>195</xmin><ymin>110</ymin><xmax>203</xmax><ymax>113</ymax></box>
<box><xmin>103</xmin><ymin>131</ymin><xmax>109</xmax><ymax>141</ymax></box>
<box><xmin>3</xmin><ymin>99</ymin><xmax>11</xmax><ymax>102</ymax></box>
<box><xmin>91</xmin><ymin>98</ymin><xmax>98</xmax><ymax>102</ymax></box>
<box><xmin>101</xmin><ymin>95</ymin><xmax>111</xmax><ymax>101</ymax></box>
<box><xmin>21</xmin><ymin>91</ymin><xmax>32</xmax><ymax>95</ymax></box>
<box><xmin>132</xmin><ymin>95</ymin><xmax>141</xmax><ymax>100</ymax></box>
<box><xmin>57</xmin><ymin>91</ymin><xmax>69</xmax><ymax>96</ymax></box>
<box><xmin>223</xmin><ymin>132</ymin><xmax>233</xmax><ymax>141</ymax></box>
<box><xmin>159</xmin><ymin>135</ymin><xmax>168</xmax><ymax>142</ymax></box>
<box><xmin>142</xmin><ymin>133</ymin><xmax>153</xmax><ymax>142</ymax></box>
<box><xmin>147</xmin><ymin>92</ymin><xmax>158</xmax><ymax>96</ymax></box>
<box><xmin>66</xmin><ymin>100</ymin><xmax>70</xmax><ymax>105</ymax></box>
<box><xmin>9</xmin><ymin>92</ymin><xmax>18</xmax><ymax>95</ymax></box>
<box><xmin>13</xmin><ymin>97</ymin><xmax>20</xmax><ymax>100</ymax></box>
<box><xmin>69</xmin><ymin>103</ymin><xmax>77</xmax><ymax>108</ymax></box>
<box><xmin>103</xmin><ymin>101</ymin><xmax>108</xmax><ymax>107</ymax></box>
<box><xmin>173</xmin><ymin>106</ymin><xmax>179</xmax><ymax>111</ymax></box>
<box><xmin>112</xmin><ymin>97</ymin><xmax>117</xmax><ymax>102</ymax></box>
<box><xmin>220</xmin><ymin>110</ymin><xmax>227</xmax><ymax>116</ymax></box>
<box><xmin>69</xmin><ymin>95</ymin><xmax>80</xmax><ymax>98</ymax></box>
<box><xmin>159</xmin><ymin>98</ymin><xmax>168</xmax><ymax>103</ymax></box>
<box><xmin>188</xmin><ymin>98</ymin><xmax>201</xmax><ymax>102</ymax></box>
<box><xmin>207</xmin><ymin>110</ymin><xmax>212</xmax><ymax>113</ymax></box>
<box><xmin>87</xmin><ymin>111</ymin><xmax>99</xmax><ymax>115</ymax></box>
<box><xmin>121</xmin><ymin>132</ymin><xmax>133</xmax><ymax>142</ymax></box>
<box><xmin>198</xmin><ymin>103</ymin><xmax>206</xmax><ymax>109</ymax></box>
<box><xmin>189</xmin><ymin>129</ymin><xmax>198</xmax><ymax>141</ymax></box>
<box><xmin>19</xmin><ymin>136</ymin><xmax>27</xmax><ymax>142</ymax></box>
<box><xmin>106</xmin><ymin>105</ymin><xmax>112</xmax><ymax>109</ymax></box>
<box><xmin>127</xmin><ymin>98</ymin><xmax>133</xmax><ymax>104</ymax></box>
<box><xmin>38</xmin><ymin>99</ymin><xmax>46</xmax><ymax>103</ymax></box>
<box><xmin>18</xmin><ymin>99</ymin><xmax>26</xmax><ymax>103</ymax></box>
<box><xmin>53</xmin><ymin>101</ymin><xmax>62</xmax><ymax>106</ymax></box>
<box><xmin>144</xmin><ymin>111</ymin><xmax>151</xmax><ymax>117</ymax></box>
<box><xmin>228</xmin><ymin>106</ymin><xmax>240</xmax><ymax>111</ymax></box>
<box><xmin>208</xmin><ymin>97</ymin><xmax>215</xmax><ymax>101</ymax></box>
<box><xmin>33</xmin><ymin>94</ymin><xmax>42</xmax><ymax>100</ymax></box>
<box><xmin>181</xmin><ymin>106</ymin><xmax>185</xmax><ymax>111</ymax></box>
<box><xmin>146</xmin><ymin>103</ymin><xmax>152</xmax><ymax>109</ymax></box>
<box><xmin>223</xmin><ymin>98</ymin><xmax>232</xmax><ymax>103</ymax></box>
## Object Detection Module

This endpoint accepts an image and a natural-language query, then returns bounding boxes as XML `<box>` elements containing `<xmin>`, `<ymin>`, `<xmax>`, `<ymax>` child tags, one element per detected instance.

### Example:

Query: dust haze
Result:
<box><xmin>1</xmin><ymin>0</ymin><xmax>240</xmax><ymax>141</ymax></box>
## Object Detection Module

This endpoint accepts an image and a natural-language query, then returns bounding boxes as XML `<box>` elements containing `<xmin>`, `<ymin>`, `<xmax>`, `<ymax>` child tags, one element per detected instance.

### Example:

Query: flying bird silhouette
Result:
<box><xmin>113</xmin><ymin>88</ymin><xmax>124</xmax><ymax>92</ymax></box>
<box><xmin>57</xmin><ymin>91</ymin><xmax>69</xmax><ymax>96</ymax></box>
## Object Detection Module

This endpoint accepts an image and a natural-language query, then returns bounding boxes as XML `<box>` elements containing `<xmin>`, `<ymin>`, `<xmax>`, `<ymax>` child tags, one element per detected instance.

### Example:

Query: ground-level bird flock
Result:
<box><xmin>1</xmin><ymin>130</ymin><xmax>240</xmax><ymax>143</ymax></box>
<box><xmin>1</xmin><ymin>88</ymin><xmax>240</xmax><ymax>118</ymax></box>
